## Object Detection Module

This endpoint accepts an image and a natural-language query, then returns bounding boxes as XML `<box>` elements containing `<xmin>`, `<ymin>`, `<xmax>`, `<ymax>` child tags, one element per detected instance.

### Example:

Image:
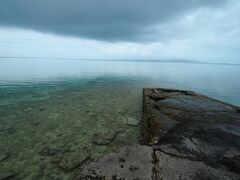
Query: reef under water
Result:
<box><xmin>0</xmin><ymin>77</ymin><xmax>141</xmax><ymax>179</ymax></box>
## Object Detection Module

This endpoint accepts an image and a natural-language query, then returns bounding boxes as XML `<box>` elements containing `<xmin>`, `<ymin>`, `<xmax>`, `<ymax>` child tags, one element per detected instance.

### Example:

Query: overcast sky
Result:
<box><xmin>0</xmin><ymin>0</ymin><xmax>239</xmax><ymax>63</ymax></box>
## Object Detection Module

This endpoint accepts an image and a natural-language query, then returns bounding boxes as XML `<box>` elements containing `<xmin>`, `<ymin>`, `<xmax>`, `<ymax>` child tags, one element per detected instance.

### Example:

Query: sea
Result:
<box><xmin>0</xmin><ymin>58</ymin><xmax>240</xmax><ymax>179</ymax></box>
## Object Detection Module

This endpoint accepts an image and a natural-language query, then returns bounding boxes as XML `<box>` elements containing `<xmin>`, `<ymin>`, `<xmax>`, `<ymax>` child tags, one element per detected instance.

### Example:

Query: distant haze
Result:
<box><xmin>0</xmin><ymin>0</ymin><xmax>240</xmax><ymax>62</ymax></box>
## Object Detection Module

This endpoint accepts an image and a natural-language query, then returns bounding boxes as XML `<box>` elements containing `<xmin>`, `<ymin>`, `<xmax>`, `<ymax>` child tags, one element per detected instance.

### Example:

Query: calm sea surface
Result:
<box><xmin>0</xmin><ymin>58</ymin><xmax>240</xmax><ymax>179</ymax></box>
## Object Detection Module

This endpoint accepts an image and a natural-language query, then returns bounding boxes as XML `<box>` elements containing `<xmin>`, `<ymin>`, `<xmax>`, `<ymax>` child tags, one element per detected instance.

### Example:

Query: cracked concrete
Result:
<box><xmin>76</xmin><ymin>88</ymin><xmax>240</xmax><ymax>179</ymax></box>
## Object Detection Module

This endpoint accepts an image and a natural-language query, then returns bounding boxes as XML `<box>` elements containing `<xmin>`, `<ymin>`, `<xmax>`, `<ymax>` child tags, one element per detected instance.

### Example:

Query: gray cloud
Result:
<box><xmin>0</xmin><ymin>0</ymin><xmax>227</xmax><ymax>42</ymax></box>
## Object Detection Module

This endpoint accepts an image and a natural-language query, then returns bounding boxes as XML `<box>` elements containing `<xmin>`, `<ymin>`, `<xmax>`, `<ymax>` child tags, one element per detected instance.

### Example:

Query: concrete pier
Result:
<box><xmin>76</xmin><ymin>88</ymin><xmax>240</xmax><ymax>179</ymax></box>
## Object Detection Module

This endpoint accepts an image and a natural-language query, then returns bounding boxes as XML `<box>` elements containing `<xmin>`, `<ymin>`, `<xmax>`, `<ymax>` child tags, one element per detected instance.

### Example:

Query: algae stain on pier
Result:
<box><xmin>0</xmin><ymin>78</ymin><xmax>141</xmax><ymax>179</ymax></box>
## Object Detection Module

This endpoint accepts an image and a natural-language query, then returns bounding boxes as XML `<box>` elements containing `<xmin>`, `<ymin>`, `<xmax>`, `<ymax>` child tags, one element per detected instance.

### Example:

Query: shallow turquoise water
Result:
<box><xmin>1</xmin><ymin>59</ymin><xmax>240</xmax><ymax>106</ymax></box>
<box><xmin>0</xmin><ymin>59</ymin><xmax>240</xmax><ymax>179</ymax></box>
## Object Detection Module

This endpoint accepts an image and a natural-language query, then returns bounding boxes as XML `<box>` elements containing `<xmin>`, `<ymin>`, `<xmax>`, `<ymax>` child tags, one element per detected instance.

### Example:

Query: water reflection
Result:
<box><xmin>0</xmin><ymin>59</ymin><xmax>240</xmax><ymax>105</ymax></box>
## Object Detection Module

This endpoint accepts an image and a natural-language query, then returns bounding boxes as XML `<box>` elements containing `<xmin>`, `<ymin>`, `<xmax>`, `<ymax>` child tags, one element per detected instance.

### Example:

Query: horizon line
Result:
<box><xmin>0</xmin><ymin>56</ymin><xmax>239</xmax><ymax>66</ymax></box>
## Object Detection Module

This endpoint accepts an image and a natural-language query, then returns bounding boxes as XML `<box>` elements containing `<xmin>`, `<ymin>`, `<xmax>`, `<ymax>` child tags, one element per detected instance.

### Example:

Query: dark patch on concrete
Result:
<box><xmin>221</xmin><ymin>155</ymin><xmax>240</xmax><ymax>174</ymax></box>
<box><xmin>143</xmin><ymin>88</ymin><xmax>240</xmax><ymax>179</ymax></box>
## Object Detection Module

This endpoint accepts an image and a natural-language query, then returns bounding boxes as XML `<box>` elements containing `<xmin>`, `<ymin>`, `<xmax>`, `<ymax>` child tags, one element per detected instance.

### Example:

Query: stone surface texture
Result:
<box><xmin>76</xmin><ymin>145</ymin><xmax>153</xmax><ymax>179</ymax></box>
<box><xmin>77</xmin><ymin>88</ymin><xmax>240</xmax><ymax>179</ymax></box>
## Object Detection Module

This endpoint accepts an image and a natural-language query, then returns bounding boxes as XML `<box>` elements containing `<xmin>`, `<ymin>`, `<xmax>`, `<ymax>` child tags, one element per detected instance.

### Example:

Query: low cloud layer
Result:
<box><xmin>1</xmin><ymin>0</ymin><xmax>240</xmax><ymax>62</ymax></box>
<box><xmin>0</xmin><ymin>0</ymin><xmax>227</xmax><ymax>42</ymax></box>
